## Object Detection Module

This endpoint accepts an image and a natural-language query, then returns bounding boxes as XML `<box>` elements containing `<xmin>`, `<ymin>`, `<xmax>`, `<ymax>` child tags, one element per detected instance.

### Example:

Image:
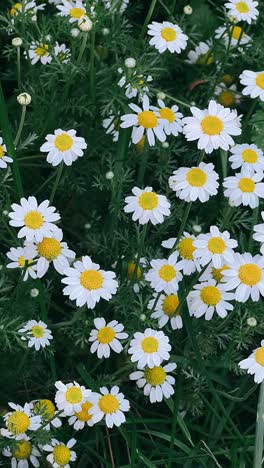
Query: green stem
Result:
<box><xmin>152</xmin><ymin>88</ymin><xmax>191</xmax><ymax>108</ymax></box>
<box><xmin>14</xmin><ymin>105</ymin><xmax>26</xmax><ymax>147</ymax></box>
<box><xmin>17</xmin><ymin>47</ymin><xmax>21</xmax><ymax>90</ymax></box>
<box><xmin>50</xmin><ymin>163</ymin><xmax>63</xmax><ymax>203</ymax></box>
<box><xmin>139</xmin><ymin>0</ymin><xmax>158</xmax><ymax>40</ymax></box>
<box><xmin>243</xmin><ymin>99</ymin><xmax>258</xmax><ymax>132</ymax></box>
<box><xmin>0</xmin><ymin>81</ymin><xmax>23</xmax><ymax>198</ymax></box>
<box><xmin>168</xmin><ymin>370</ymin><xmax>182</xmax><ymax>468</ymax></box>
<box><xmin>254</xmin><ymin>381</ymin><xmax>264</xmax><ymax>468</ymax></box>
<box><xmin>136</xmin><ymin>140</ymin><xmax>149</xmax><ymax>186</ymax></box>
<box><xmin>76</xmin><ymin>32</ymin><xmax>88</xmax><ymax>66</ymax></box>
<box><xmin>89</xmin><ymin>29</ymin><xmax>95</xmax><ymax>100</ymax></box>
<box><xmin>248</xmin><ymin>205</ymin><xmax>259</xmax><ymax>252</ymax></box>
<box><xmin>131</xmin><ymin>224</ymin><xmax>148</xmax><ymax>285</ymax></box>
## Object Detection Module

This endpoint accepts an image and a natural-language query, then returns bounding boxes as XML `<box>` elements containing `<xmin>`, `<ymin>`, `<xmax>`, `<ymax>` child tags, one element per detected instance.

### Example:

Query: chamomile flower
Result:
<box><xmin>222</xmin><ymin>252</ymin><xmax>264</xmax><ymax>302</ymax></box>
<box><xmin>43</xmin><ymin>438</ymin><xmax>77</xmax><ymax>467</ymax></box>
<box><xmin>61</xmin><ymin>256</ymin><xmax>118</xmax><ymax>309</ymax></box>
<box><xmin>215</xmin><ymin>25</ymin><xmax>251</xmax><ymax>47</ymax></box>
<box><xmin>89</xmin><ymin>386</ymin><xmax>130</xmax><ymax>428</ymax></box>
<box><xmin>215</xmin><ymin>83</ymin><xmax>241</xmax><ymax>107</ymax></box>
<box><xmin>147</xmin><ymin>21</ymin><xmax>188</xmax><ymax>54</ymax></box>
<box><xmin>18</xmin><ymin>320</ymin><xmax>53</xmax><ymax>351</ymax></box>
<box><xmin>120</xmin><ymin>95</ymin><xmax>166</xmax><ymax>146</ymax></box>
<box><xmin>128</xmin><ymin>328</ymin><xmax>171</xmax><ymax>368</ymax></box>
<box><xmin>145</xmin><ymin>252</ymin><xmax>183</xmax><ymax>294</ymax></box>
<box><xmin>169</xmin><ymin>162</ymin><xmax>219</xmax><ymax>203</ymax></box>
<box><xmin>31</xmin><ymin>399</ymin><xmax>62</xmax><ymax>430</ymax></box>
<box><xmin>117</xmin><ymin>67</ymin><xmax>153</xmax><ymax>101</ymax></box>
<box><xmin>2</xmin><ymin>403</ymin><xmax>41</xmax><ymax>438</ymax></box>
<box><xmin>199</xmin><ymin>263</ymin><xmax>230</xmax><ymax>283</ymax></box>
<box><xmin>253</xmin><ymin>211</ymin><xmax>264</xmax><ymax>254</ymax></box>
<box><xmin>182</xmin><ymin>100</ymin><xmax>241</xmax><ymax>154</ymax></box>
<box><xmin>6</xmin><ymin>245</ymin><xmax>38</xmax><ymax>281</ymax></box>
<box><xmin>130</xmin><ymin>362</ymin><xmax>176</xmax><ymax>403</ymax></box>
<box><xmin>89</xmin><ymin>317</ymin><xmax>128</xmax><ymax>359</ymax></box>
<box><xmin>162</xmin><ymin>232</ymin><xmax>200</xmax><ymax>275</ymax></box>
<box><xmin>40</xmin><ymin>129</ymin><xmax>87</xmax><ymax>166</ymax></box>
<box><xmin>124</xmin><ymin>186</ymin><xmax>171</xmax><ymax>225</ymax></box>
<box><xmin>193</xmin><ymin>226</ymin><xmax>237</xmax><ymax>269</ymax></box>
<box><xmin>148</xmin><ymin>293</ymin><xmax>183</xmax><ymax>330</ymax></box>
<box><xmin>188</xmin><ymin>280</ymin><xmax>235</xmax><ymax>320</ymax></box>
<box><xmin>9</xmin><ymin>196</ymin><xmax>61</xmax><ymax>242</ymax></box>
<box><xmin>56</xmin><ymin>0</ymin><xmax>86</xmax><ymax>23</ymax></box>
<box><xmin>2</xmin><ymin>435</ymin><xmax>41</xmax><ymax>468</ymax></box>
<box><xmin>54</xmin><ymin>42</ymin><xmax>71</xmax><ymax>63</ymax></box>
<box><xmin>223</xmin><ymin>169</ymin><xmax>264</xmax><ymax>208</ymax></box>
<box><xmin>68</xmin><ymin>400</ymin><xmax>95</xmax><ymax>429</ymax></box>
<box><xmin>239</xmin><ymin>340</ymin><xmax>264</xmax><ymax>383</ymax></box>
<box><xmin>102</xmin><ymin>113</ymin><xmax>120</xmax><ymax>142</ymax></box>
<box><xmin>239</xmin><ymin>70</ymin><xmax>264</xmax><ymax>101</ymax></box>
<box><xmin>0</xmin><ymin>137</ymin><xmax>12</xmax><ymax>169</ymax></box>
<box><xmin>28</xmin><ymin>41</ymin><xmax>52</xmax><ymax>65</ymax></box>
<box><xmin>225</xmin><ymin>0</ymin><xmax>259</xmax><ymax>24</ymax></box>
<box><xmin>55</xmin><ymin>381</ymin><xmax>91</xmax><ymax>415</ymax></box>
<box><xmin>186</xmin><ymin>41</ymin><xmax>214</xmax><ymax>65</ymax></box>
<box><xmin>152</xmin><ymin>100</ymin><xmax>183</xmax><ymax>136</ymax></box>
<box><xmin>10</xmin><ymin>0</ymin><xmax>45</xmax><ymax>17</ymax></box>
<box><xmin>229</xmin><ymin>144</ymin><xmax>264</xmax><ymax>172</ymax></box>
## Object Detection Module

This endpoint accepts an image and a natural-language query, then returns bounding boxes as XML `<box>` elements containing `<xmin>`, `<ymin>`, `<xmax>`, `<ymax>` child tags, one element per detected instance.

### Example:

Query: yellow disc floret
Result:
<box><xmin>127</xmin><ymin>261</ymin><xmax>142</xmax><ymax>280</ymax></box>
<box><xmin>138</xmin><ymin>111</ymin><xmax>158</xmax><ymax>129</ymax></box>
<box><xmin>238</xmin><ymin>263</ymin><xmax>262</xmax><ymax>286</ymax></box>
<box><xmin>65</xmin><ymin>386</ymin><xmax>83</xmax><ymax>404</ymax></box>
<box><xmin>218</xmin><ymin>91</ymin><xmax>236</xmax><ymax>107</ymax></box>
<box><xmin>238</xmin><ymin>178</ymin><xmax>255</xmax><ymax>193</ymax></box>
<box><xmin>162</xmin><ymin>294</ymin><xmax>180</xmax><ymax>316</ymax></box>
<box><xmin>53</xmin><ymin>445</ymin><xmax>71</xmax><ymax>466</ymax></box>
<box><xmin>80</xmin><ymin>270</ymin><xmax>104</xmax><ymax>290</ymax></box>
<box><xmin>236</xmin><ymin>1</ymin><xmax>249</xmax><ymax>13</ymax></box>
<box><xmin>37</xmin><ymin>238</ymin><xmax>61</xmax><ymax>260</ymax></box>
<box><xmin>201</xmin><ymin>116</ymin><xmax>223</xmax><ymax>135</ymax></box>
<box><xmin>99</xmin><ymin>394</ymin><xmax>119</xmax><ymax>414</ymax></box>
<box><xmin>24</xmin><ymin>211</ymin><xmax>44</xmax><ymax>230</ymax></box>
<box><xmin>70</xmin><ymin>7</ymin><xmax>85</xmax><ymax>18</ymax></box>
<box><xmin>75</xmin><ymin>401</ymin><xmax>93</xmax><ymax>421</ymax></box>
<box><xmin>31</xmin><ymin>325</ymin><xmax>45</xmax><ymax>338</ymax></box>
<box><xmin>159</xmin><ymin>107</ymin><xmax>175</xmax><ymax>123</ymax></box>
<box><xmin>138</xmin><ymin>191</ymin><xmax>158</xmax><ymax>210</ymax></box>
<box><xmin>159</xmin><ymin>265</ymin><xmax>176</xmax><ymax>282</ymax></box>
<box><xmin>34</xmin><ymin>399</ymin><xmax>55</xmax><ymax>419</ymax></box>
<box><xmin>242</xmin><ymin>149</ymin><xmax>258</xmax><ymax>164</ymax></box>
<box><xmin>186</xmin><ymin>168</ymin><xmax>207</xmax><ymax>187</ymax></box>
<box><xmin>7</xmin><ymin>411</ymin><xmax>30</xmax><ymax>435</ymax></box>
<box><xmin>200</xmin><ymin>285</ymin><xmax>221</xmax><ymax>306</ymax></box>
<box><xmin>0</xmin><ymin>145</ymin><xmax>5</xmax><ymax>158</ymax></box>
<box><xmin>255</xmin><ymin>347</ymin><xmax>264</xmax><ymax>366</ymax></box>
<box><xmin>141</xmin><ymin>336</ymin><xmax>159</xmax><ymax>353</ymax></box>
<box><xmin>256</xmin><ymin>74</ymin><xmax>264</xmax><ymax>90</ymax></box>
<box><xmin>230</xmin><ymin>26</ymin><xmax>244</xmax><ymax>41</ymax></box>
<box><xmin>212</xmin><ymin>265</ymin><xmax>229</xmax><ymax>283</ymax></box>
<box><xmin>161</xmin><ymin>27</ymin><xmax>176</xmax><ymax>42</ymax></box>
<box><xmin>35</xmin><ymin>44</ymin><xmax>49</xmax><ymax>57</ymax></box>
<box><xmin>12</xmin><ymin>440</ymin><xmax>32</xmax><ymax>460</ymax></box>
<box><xmin>10</xmin><ymin>3</ymin><xmax>22</xmax><ymax>16</ymax></box>
<box><xmin>54</xmin><ymin>133</ymin><xmax>74</xmax><ymax>152</ymax></box>
<box><xmin>207</xmin><ymin>237</ymin><xmax>226</xmax><ymax>254</ymax></box>
<box><xmin>178</xmin><ymin>237</ymin><xmax>196</xmax><ymax>260</ymax></box>
<box><xmin>97</xmin><ymin>326</ymin><xmax>115</xmax><ymax>344</ymax></box>
<box><xmin>144</xmin><ymin>366</ymin><xmax>166</xmax><ymax>385</ymax></box>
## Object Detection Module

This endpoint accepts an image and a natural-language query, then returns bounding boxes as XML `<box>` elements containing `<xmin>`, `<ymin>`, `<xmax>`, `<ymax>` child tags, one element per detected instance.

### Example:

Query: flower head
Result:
<box><xmin>223</xmin><ymin>168</ymin><xmax>264</xmax><ymax>208</ymax></box>
<box><xmin>152</xmin><ymin>99</ymin><xmax>183</xmax><ymax>136</ymax></box>
<box><xmin>43</xmin><ymin>438</ymin><xmax>77</xmax><ymax>467</ymax></box>
<box><xmin>147</xmin><ymin>21</ymin><xmax>188</xmax><ymax>54</ymax></box>
<box><xmin>229</xmin><ymin>143</ymin><xmax>264</xmax><ymax>172</ymax></box>
<box><xmin>19</xmin><ymin>320</ymin><xmax>53</xmax><ymax>351</ymax></box>
<box><xmin>2</xmin><ymin>403</ymin><xmax>41</xmax><ymax>438</ymax></box>
<box><xmin>193</xmin><ymin>226</ymin><xmax>237</xmax><ymax>269</ymax></box>
<box><xmin>55</xmin><ymin>380</ymin><xmax>91</xmax><ymax>415</ymax></box>
<box><xmin>28</xmin><ymin>41</ymin><xmax>52</xmax><ymax>65</ymax></box>
<box><xmin>6</xmin><ymin>245</ymin><xmax>38</xmax><ymax>281</ymax></box>
<box><xmin>188</xmin><ymin>280</ymin><xmax>235</xmax><ymax>320</ymax></box>
<box><xmin>124</xmin><ymin>186</ymin><xmax>171</xmax><ymax>225</ymax></box>
<box><xmin>40</xmin><ymin>129</ymin><xmax>87</xmax><ymax>166</ymax></box>
<box><xmin>89</xmin><ymin>386</ymin><xmax>130</xmax><ymax>428</ymax></box>
<box><xmin>145</xmin><ymin>252</ymin><xmax>183</xmax><ymax>294</ymax></box>
<box><xmin>148</xmin><ymin>293</ymin><xmax>183</xmax><ymax>330</ymax></box>
<box><xmin>240</xmin><ymin>70</ymin><xmax>264</xmax><ymax>101</ymax></box>
<box><xmin>239</xmin><ymin>340</ymin><xmax>264</xmax><ymax>383</ymax></box>
<box><xmin>130</xmin><ymin>362</ymin><xmax>176</xmax><ymax>403</ymax></box>
<box><xmin>128</xmin><ymin>328</ymin><xmax>171</xmax><ymax>369</ymax></box>
<box><xmin>225</xmin><ymin>0</ymin><xmax>259</xmax><ymax>24</ymax></box>
<box><xmin>2</xmin><ymin>435</ymin><xmax>41</xmax><ymax>467</ymax></box>
<box><xmin>56</xmin><ymin>0</ymin><xmax>86</xmax><ymax>23</ymax></box>
<box><xmin>0</xmin><ymin>137</ymin><xmax>13</xmax><ymax>169</ymax></box>
<box><xmin>89</xmin><ymin>317</ymin><xmax>128</xmax><ymax>359</ymax></box>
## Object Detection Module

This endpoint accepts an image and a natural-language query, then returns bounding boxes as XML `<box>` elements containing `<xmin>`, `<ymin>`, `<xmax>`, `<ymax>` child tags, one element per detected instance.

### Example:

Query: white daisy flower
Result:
<box><xmin>28</xmin><ymin>41</ymin><xmax>52</xmax><ymax>65</ymax></box>
<box><xmin>117</xmin><ymin>67</ymin><xmax>153</xmax><ymax>101</ymax></box>
<box><xmin>225</xmin><ymin>0</ymin><xmax>259</xmax><ymax>24</ymax></box>
<box><xmin>215</xmin><ymin>25</ymin><xmax>251</xmax><ymax>47</ymax></box>
<box><xmin>240</xmin><ymin>70</ymin><xmax>264</xmax><ymax>101</ymax></box>
<box><xmin>120</xmin><ymin>95</ymin><xmax>166</xmax><ymax>146</ymax></box>
<box><xmin>130</xmin><ymin>362</ymin><xmax>176</xmax><ymax>403</ymax></box>
<box><xmin>102</xmin><ymin>113</ymin><xmax>120</xmax><ymax>142</ymax></box>
<box><xmin>186</xmin><ymin>41</ymin><xmax>214</xmax><ymax>65</ymax></box>
<box><xmin>56</xmin><ymin>0</ymin><xmax>86</xmax><ymax>22</ymax></box>
<box><xmin>2</xmin><ymin>435</ymin><xmax>41</xmax><ymax>468</ymax></box>
<box><xmin>31</xmin><ymin>399</ymin><xmax>62</xmax><ymax>430</ymax></box>
<box><xmin>68</xmin><ymin>400</ymin><xmax>95</xmax><ymax>430</ymax></box>
<box><xmin>145</xmin><ymin>252</ymin><xmax>183</xmax><ymax>294</ymax></box>
<box><xmin>61</xmin><ymin>255</ymin><xmax>118</xmax><ymax>309</ymax></box>
<box><xmin>43</xmin><ymin>438</ymin><xmax>77</xmax><ymax>467</ymax></box>
<box><xmin>169</xmin><ymin>162</ymin><xmax>219</xmax><ymax>203</ymax></box>
<box><xmin>2</xmin><ymin>403</ymin><xmax>41</xmax><ymax>438</ymax></box>
<box><xmin>147</xmin><ymin>21</ymin><xmax>188</xmax><ymax>54</ymax></box>
<box><xmin>6</xmin><ymin>245</ymin><xmax>38</xmax><ymax>281</ymax></box>
<box><xmin>239</xmin><ymin>340</ymin><xmax>264</xmax><ymax>383</ymax></box>
<box><xmin>229</xmin><ymin>144</ymin><xmax>264</xmax><ymax>172</ymax></box>
<box><xmin>40</xmin><ymin>129</ymin><xmax>87</xmax><ymax>166</ymax></box>
<box><xmin>253</xmin><ymin>211</ymin><xmax>264</xmax><ymax>254</ymax></box>
<box><xmin>89</xmin><ymin>386</ymin><xmax>130</xmax><ymax>428</ymax></box>
<box><xmin>222</xmin><ymin>252</ymin><xmax>264</xmax><ymax>302</ymax></box>
<box><xmin>199</xmin><ymin>262</ymin><xmax>230</xmax><ymax>283</ymax></box>
<box><xmin>162</xmin><ymin>232</ymin><xmax>200</xmax><ymax>275</ymax></box>
<box><xmin>54</xmin><ymin>42</ymin><xmax>71</xmax><ymax>63</ymax></box>
<box><xmin>148</xmin><ymin>293</ymin><xmax>183</xmax><ymax>330</ymax></box>
<box><xmin>18</xmin><ymin>320</ymin><xmax>53</xmax><ymax>351</ymax></box>
<box><xmin>89</xmin><ymin>317</ymin><xmax>128</xmax><ymax>359</ymax></box>
<box><xmin>124</xmin><ymin>186</ymin><xmax>171</xmax><ymax>225</ymax></box>
<box><xmin>223</xmin><ymin>168</ymin><xmax>264</xmax><ymax>208</ymax></box>
<box><xmin>10</xmin><ymin>0</ymin><xmax>45</xmax><ymax>17</ymax></box>
<box><xmin>103</xmin><ymin>0</ymin><xmax>129</xmax><ymax>13</ymax></box>
<box><xmin>182</xmin><ymin>100</ymin><xmax>241</xmax><ymax>154</ymax></box>
<box><xmin>0</xmin><ymin>137</ymin><xmax>13</xmax><ymax>169</ymax></box>
<box><xmin>26</xmin><ymin>229</ymin><xmax>75</xmax><ymax>278</ymax></box>
<box><xmin>152</xmin><ymin>100</ymin><xmax>183</xmax><ymax>136</ymax></box>
<box><xmin>215</xmin><ymin>83</ymin><xmax>241</xmax><ymax>107</ymax></box>
<box><xmin>193</xmin><ymin>226</ymin><xmax>237</xmax><ymax>269</ymax></box>
<box><xmin>128</xmin><ymin>328</ymin><xmax>171</xmax><ymax>369</ymax></box>
<box><xmin>188</xmin><ymin>280</ymin><xmax>235</xmax><ymax>320</ymax></box>
<box><xmin>55</xmin><ymin>380</ymin><xmax>91</xmax><ymax>415</ymax></box>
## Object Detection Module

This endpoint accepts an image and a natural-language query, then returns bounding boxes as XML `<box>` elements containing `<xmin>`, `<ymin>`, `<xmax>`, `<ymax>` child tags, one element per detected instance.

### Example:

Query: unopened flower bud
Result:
<box><xmin>85</xmin><ymin>222</ymin><xmax>91</xmax><ymax>229</ymax></box>
<box><xmin>125</xmin><ymin>57</ymin><xmax>136</xmax><ymax>69</ymax></box>
<box><xmin>247</xmin><ymin>317</ymin><xmax>257</xmax><ymax>327</ymax></box>
<box><xmin>30</xmin><ymin>288</ymin><xmax>39</xmax><ymax>298</ymax></box>
<box><xmin>12</xmin><ymin>37</ymin><xmax>23</xmax><ymax>47</ymax></box>
<box><xmin>193</xmin><ymin>224</ymin><xmax>202</xmax><ymax>233</ymax></box>
<box><xmin>102</xmin><ymin>27</ymin><xmax>110</xmax><ymax>36</ymax></box>
<box><xmin>162</xmin><ymin>142</ymin><xmax>169</xmax><ymax>149</ymax></box>
<box><xmin>157</xmin><ymin>91</ymin><xmax>166</xmax><ymax>100</ymax></box>
<box><xmin>78</xmin><ymin>15</ymin><xmax>93</xmax><ymax>32</ymax></box>
<box><xmin>17</xmin><ymin>93</ymin><xmax>31</xmax><ymax>106</ymax></box>
<box><xmin>2</xmin><ymin>210</ymin><xmax>8</xmax><ymax>216</ymax></box>
<box><xmin>140</xmin><ymin>314</ymin><xmax>146</xmax><ymax>321</ymax></box>
<box><xmin>105</xmin><ymin>171</ymin><xmax>114</xmax><ymax>180</ymax></box>
<box><xmin>71</xmin><ymin>27</ymin><xmax>80</xmax><ymax>38</ymax></box>
<box><xmin>184</xmin><ymin>5</ymin><xmax>193</xmax><ymax>14</ymax></box>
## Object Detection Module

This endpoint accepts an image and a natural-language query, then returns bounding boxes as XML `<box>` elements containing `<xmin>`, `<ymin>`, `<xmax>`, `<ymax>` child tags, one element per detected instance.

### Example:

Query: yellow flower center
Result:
<box><xmin>97</xmin><ymin>326</ymin><xmax>115</xmax><ymax>344</ymax></box>
<box><xmin>54</xmin><ymin>133</ymin><xmax>74</xmax><ymax>152</ymax></box>
<box><xmin>37</xmin><ymin>237</ymin><xmax>61</xmax><ymax>260</ymax></box>
<box><xmin>65</xmin><ymin>386</ymin><xmax>83</xmax><ymax>404</ymax></box>
<box><xmin>236</xmin><ymin>1</ymin><xmax>249</xmax><ymax>13</ymax></box>
<box><xmin>238</xmin><ymin>177</ymin><xmax>255</xmax><ymax>193</ymax></box>
<box><xmin>24</xmin><ymin>210</ymin><xmax>44</xmax><ymax>230</ymax></box>
<box><xmin>159</xmin><ymin>107</ymin><xmax>175</xmax><ymax>123</ymax></box>
<box><xmin>144</xmin><ymin>366</ymin><xmax>166</xmax><ymax>385</ymax></box>
<box><xmin>141</xmin><ymin>336</ymin><xmax>159</xmax><ymax>353</ymax></box>
<box><xmin>53</xmin><ymin>445</ymin><xmax>71</xmax><ymax>466</ymax></box>
<box><xmin>178</xmin><ymin>237</ymin><xmax>196</xmax><ymax>260</ymax></box>
<box><xmin>18</xmin><ymin>256</ymin><xmax>26</xmax><ymax>268</ymax></box>
<box><xmin>34</xmin><ymin>399</ymin><xmax>55</xmax><ymax>418</ymax></box>
<box><xmin>70</xmin><ymin>7</ymin><xmax>85</xmax><ymax>18</ymax></box>
<box><xmin>186</xmin><ymin>168</ymin><xmax>207</xmax><ymax>187</ymax></box>
<box><xmin>35</xmin><ymin>44</ymin><xmax>49</xmax><ymax>57</ymax></box>
<box><xmin>200</xmin><ymin>285</ymin><xmax>221</xmax><ymax>306</ymax></box>
<box><xmin>201</xmin><ymin>115</ymin><xmax>223</xmax><ymax>136</ymax></box>
<box><xmin>12</xmin><ymin>440</ymin><xmax>32</xmax><ymax>460</ymax></box>
<box><xmin>218</xmin><ymin>91</ymin><xmax>236</xmax><ymax>107</ymax></box>
<box><xmin>138</xmin><ymin>110</ymin><xmax>158</xmax><ymax>129</ymax></box>
<box><xmin>256</xmin><ymin>73</ymin><xmax>264</xmax><ymax>90</ymax></box>
<box><xmin>31</xmin><ymin>325</ymin><xmax>45</xmax><ymax>338</ymax></box>
<box><xmin>7</xmin><ymin>411</ymin><xmax>30</xmax><ymax>435</ymax></box>
<box><xmin>230</xmin><ymin>26</ymin><xmax>244</xmax><ymax>40</ymax></box>
<box><xmin>197</xmin><ymin>52</ymin><xmax>214</xmax><ymax>65</ymax></box>
<box><xmin>207</xmin><ymin>237</ymin><xmax>226</xmax><ymax>254</ymax></box>
<box><xmin>99</xmin><ymin>394</ymin><xmax>119</xmax><ymax>414</ymax></box>
<box><xmin>127</xmin><ymin>261</ymin><xmax>142</xmax><ymax>280</ymax></box>
<box><xmin>161</xmin><ymin>27</ymin><xmax>177</xmax><ymax>42</ymax></box>
<box><xmin>255</xmin><ymin>347</ymin><xmax>264</xmax><ymax>366</ymax></box>
<box><xmin>222</xmin><ymin>74</ymin><xmax>234</xmax><ymax>85</ymax></box>
<box><xmin>162</xmin><ymin>294</ymin><xmax>180</xmax><ymax>316</ymax></box>
<box><xmin>75</xmin><ymin>401</ymin><xmax>93</xmax><ymax>421</ymax></box>
<box><xmin>80</xmin><ymin>270</ymin><xmax>104</xmax><ymax>290</ymax></box>
<box><xmin>212</xmin><ymin>265</ymin><xmax>229</xmax><ymax>282</ymax></box>
<box><xmin>242</xmin><ymin>149</ymin><xmax>258</xmax><ymax>163</ymax></box>
<box><xmin>138</xmin><ymin>191</ymin><xmax>158</xmax><ymax>210</ymax></box>
<box><xmin>238</xmin><ymin>263</ymin><xmax>262</xmax><ymax>286</ymax></box>
<box><xmin>0</xmin><ymin>145</ymin><xmax>5</xmax><ymax>158</ymax></box>
<box><xmin>159</xmin><ymin>265</ymin><xmax>176</xmax><ymax>282</ymax></box>
<box><xmin>10</xmin><ymin>2</ymin><xmax>21</xmax><ymax>16</ymax></box>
